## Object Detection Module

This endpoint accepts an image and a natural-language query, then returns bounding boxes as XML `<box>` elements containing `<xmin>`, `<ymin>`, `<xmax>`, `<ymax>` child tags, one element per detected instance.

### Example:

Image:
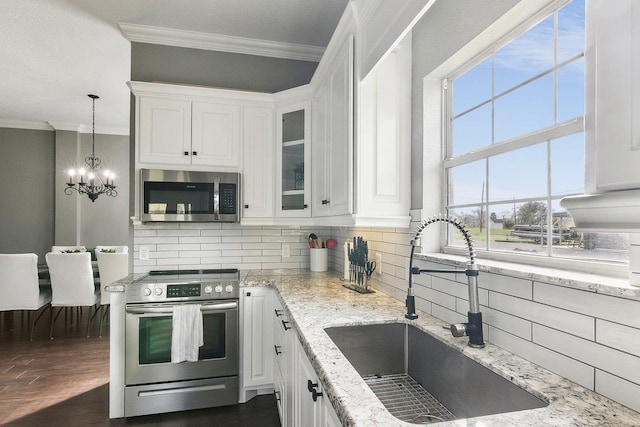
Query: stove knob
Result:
<box><xmin>214</xmin><ymin>285</ymin><xmax>223</xmax><ymax>293</ymax></box>
<box><xmin>204</xmin><ymin>285</ymin><xmax>213</xmax><ymax>294</ymax></box>
<box><xmin>143</xmin><ymin>287</ymin><xmax>152</xmax><ymax>296</ymax></box>
<box><xmin>154</xmin><ymin>287</ymin><xmax>163</xmax><ymax>296</ymax></box>
<box><xmin>225</xmin><ymin>285</ymin><xmax>234</xmax><ymax>293</ymax></box>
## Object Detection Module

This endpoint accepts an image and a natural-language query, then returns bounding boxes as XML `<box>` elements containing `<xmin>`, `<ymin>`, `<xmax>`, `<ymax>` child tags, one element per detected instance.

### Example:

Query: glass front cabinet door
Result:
<box><xmin>276</xmin><ymin>101</ymin><xmax>311</xmax><ymax>217</ymax></box>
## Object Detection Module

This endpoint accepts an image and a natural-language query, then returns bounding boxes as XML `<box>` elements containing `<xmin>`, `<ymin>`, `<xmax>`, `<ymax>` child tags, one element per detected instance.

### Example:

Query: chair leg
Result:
<box><xmin>50</xmin><ymin>307</ymin><xmax>63</xmax><ymax>340</ymax></box>
<box><xmin>87</xmin><ymin>305</ymin><xmax>100</xmax><ymax>338</ymax></box>
<box><xmin>31</xmin><ymin>305</ymin><xmax>51</xmax><ymax>342</ymax></box>
<box><xmin>99</xmin><ymin>305</ymin><xmax>109</xmax><ymax>338</ymax></box>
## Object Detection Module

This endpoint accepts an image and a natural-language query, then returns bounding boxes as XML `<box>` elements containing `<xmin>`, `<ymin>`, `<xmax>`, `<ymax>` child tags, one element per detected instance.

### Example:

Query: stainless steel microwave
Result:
<box><xmin>140</xmin><ymin>169</ymin><xmax>240</xmax><ymax>223</ymax></box>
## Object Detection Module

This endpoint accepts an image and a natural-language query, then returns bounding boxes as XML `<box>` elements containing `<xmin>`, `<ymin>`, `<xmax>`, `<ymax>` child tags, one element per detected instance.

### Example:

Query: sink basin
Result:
<box><xmin>325</xmin><ymin>323</ymin><xmax>548</xmax><ymax>424</ymax></box>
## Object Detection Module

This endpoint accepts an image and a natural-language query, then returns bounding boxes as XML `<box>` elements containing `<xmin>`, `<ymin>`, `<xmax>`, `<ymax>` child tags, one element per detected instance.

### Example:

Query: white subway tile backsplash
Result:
<box><xmin>180</xmin><ymin>236</ymin><xmax>222</xmax><ymax>244</ymax></box>
<box><xmin>156</xmin><ymin>229</ymin><xmax>201</xmax><ymax>237</ymax></box>
<box><xmin>595</xmin><ymin>370</ymin><xmax>640</xmax><ymax>413</ymax></box>
<box><xmin>201</xmin><ymin>243</ymin><xmax>242</xmax><ymax>250</ymax></box>
<box><xmin>482</xmin><ymin>307</ymin><xmax>532</xmax><ymax>340</ymax></box>
<box><xmin>179</xmin><ymin>250</ymin><xmax>222</xmax><ymax>258</ymax></box>
<box><xmin>431</xmin><ymin>304</ymin><xmax>465</xmax><ymax>325</ymax></box>
<box><xmin>201</xmin><ymin>256</ymin><xmax>243</xmax><ymax>264</ymax></box>
<box><xmin>533</xmin><ymin>324</ymin><xmax>640</xmax><ymax>386</ymax></box>
<box><xmin>490</xmin><ymin>292</ymin><xmax>595</xmax><ymax>340</ymax></box>
<box><xmin>135</xmin><ymin>236</ymin><xmax>179</xmax><ymax>245</ymax></box>
<box><xmin>489</xmin><ymin>328</ymin><xmax>594</xmax><ymax>389</ymax></box>
<box><xmin>150</xmin><ymin>251</ymin><xmax>179</xmax><ymax>259</ymax></box>
<box><xmin>242</xmin><ymin>242</ymin><xmax>282</xmax><ymax>250</ymax></box>
<box><xmin>133</xmin><ymin>229</ymin><xmax>158</xmax><ymax>237</ymax></box>
<box><xmin>534</xmin><ymin>282</ymin><xmax>640</xmax><ymax>329</ymax></box>
<box><xmin>480</xmin><ymin>273</ymin><xmax>533</xmax><ymax>300</ymax></box>
<box><xmin>157</xmin><ymin>257</ymin><xmax>201</xmax><ymax>266</ymax></box>
<box><xmin>157</xmin><ymin>243</ymin><xmax>200</xmax><ymax>251</ymax></box>
<box><xmin>596</xmin><ymin>320</ymin><xmax>640</xmax><ymax>357</ymax></box>
<box><xmin>242</xmin><ymin>229</ymin><xmax>285</xmax><ymax>236</ymax></box>
<box><xmin>202</xmin><ymin>229</ymin><xmax>241</xmax><ymax>236</ymax></box>
<box><xmin>221</xmin><ymin>236</ymin><xmax>262</xmax><ymax>243</ymax></box>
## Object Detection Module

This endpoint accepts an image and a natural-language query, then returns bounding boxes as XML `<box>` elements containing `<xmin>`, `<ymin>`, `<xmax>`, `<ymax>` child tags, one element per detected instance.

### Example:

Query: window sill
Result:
<box><xmin>415</xmin><ymin>251</ymin><xmax>640</xmax><ymax>301</ymax></box>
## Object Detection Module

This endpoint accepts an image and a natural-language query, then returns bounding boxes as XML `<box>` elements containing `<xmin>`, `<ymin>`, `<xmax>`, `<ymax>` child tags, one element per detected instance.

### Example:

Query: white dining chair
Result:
<box><xmin>95</xmin><ymin>245</ymin><xmax>129</xmax><ymax>254</ymax></box>
<box><xmin>51</xmin><ymin>245</ymin><xmax>87</xmax><ymax>253</ymax></box>
<box><xmin>95</xmin><ymin>251</ymin><xmax>128</xmax><ymax>337</ymax></box>
<box><xmin>0</xmin><ymin>253</ymin><xmax>52</xmax><ymax>341</ymax></box>
<box><xmin>45</xmin><ymin>252</ymin><xmax>100</xmax><ymax>339</ymax></box>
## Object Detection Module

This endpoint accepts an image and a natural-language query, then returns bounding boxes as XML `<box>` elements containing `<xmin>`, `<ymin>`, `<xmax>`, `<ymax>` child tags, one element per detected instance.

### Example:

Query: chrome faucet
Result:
<box><xmin>406</xmin><ymin>215</ymin><xmax>485</xmax><ymax>348</ymax></box>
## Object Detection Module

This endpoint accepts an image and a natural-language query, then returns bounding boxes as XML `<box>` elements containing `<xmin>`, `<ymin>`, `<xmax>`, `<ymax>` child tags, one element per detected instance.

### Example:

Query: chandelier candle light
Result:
<box><xmin>65</xmin><ymin>94</ymin><xmax>117</xmax><ymax>202</ymax></box>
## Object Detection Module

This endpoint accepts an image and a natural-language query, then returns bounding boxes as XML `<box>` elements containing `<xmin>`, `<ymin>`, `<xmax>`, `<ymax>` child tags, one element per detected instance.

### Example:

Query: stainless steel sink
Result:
<box><xmin>325</xmin><ymin>323</ymin><xmax>548</xmax><ymax>424</ymax></box>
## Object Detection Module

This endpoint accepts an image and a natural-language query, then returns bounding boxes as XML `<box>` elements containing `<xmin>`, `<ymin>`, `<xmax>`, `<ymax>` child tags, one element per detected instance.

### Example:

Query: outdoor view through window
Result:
<box><xmin>444</xmin><ymin>0</ymin><xmax>628</xmax><ymax>264</ymax></box>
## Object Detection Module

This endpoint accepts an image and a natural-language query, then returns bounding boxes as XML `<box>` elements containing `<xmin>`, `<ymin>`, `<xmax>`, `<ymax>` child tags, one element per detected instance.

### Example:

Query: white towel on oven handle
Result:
<box><xmin>171</xmin><ymin>303</ymin><xmax>204</xmax><ymax>363</ymax></box>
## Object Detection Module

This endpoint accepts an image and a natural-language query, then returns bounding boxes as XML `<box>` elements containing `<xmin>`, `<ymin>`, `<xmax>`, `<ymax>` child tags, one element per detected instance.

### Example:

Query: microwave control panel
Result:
<box><xmin>219</xmin><ymin>183</ymin><xmax>237</xmax><ymax>214</ymax></box>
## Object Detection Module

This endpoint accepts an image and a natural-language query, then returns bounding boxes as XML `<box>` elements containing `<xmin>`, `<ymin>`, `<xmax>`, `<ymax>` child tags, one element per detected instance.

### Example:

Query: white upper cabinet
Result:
<box><xmin>138</xmin><ymin>96</ymin><xmax>192</xmax><ymax>166</ymax></box>
<box><xmin>355</xmin><ymin>37</ymin><xmax>412</xmax><ymax>227</ymax></box>
<box><xmin>242</xmin><ymin>106</ymin><xmax>275</xmax><ymax>219</ymax></box>
<box><xmin>276</xmin><ymin>99</ymin><xmax>312</xmax><ymax>218</ymax></box>
<box><xmin>130</xmin><ymin>81</ymin><xmax>268</xmax><ymax>172</ymax></box>
<box><xmin>191</xmin><ymin>102</ymin><xmax>241</xmax><ymax>168</ymax></box>
<box><xmin>312</xmin><ymin>34</ymin><xmax>354</xmax><ymax>219</ymax></box>
<box><xmin>587</xmin><ymin>0</ymin><xmax>640</xmax><ymax>192</ymax></box>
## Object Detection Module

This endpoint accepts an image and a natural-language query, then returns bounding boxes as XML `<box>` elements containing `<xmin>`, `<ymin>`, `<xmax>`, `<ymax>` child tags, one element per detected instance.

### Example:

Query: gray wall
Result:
<box><xmin>77</xmin><ymin>132</ymin><xmax>130</xmax><ymax>248</ymax></box>
<box><xmin>131</xmin><ymin>42</ymin><xmax>318</xmax><ymax>93</ymax></box>
<box><xmin>410</xmin><ymin>0</ymin><xmax>520</xmax><ymax>208</ymax></box>
<box><xmin>0</xmin><ymin>127</ymin><xmax>130</xmax><ymax>259</ymax></box>
<box><xmin>0</xmin><ymin>128</ymin><xmax>55</xmax><ymax>259</ymax></box>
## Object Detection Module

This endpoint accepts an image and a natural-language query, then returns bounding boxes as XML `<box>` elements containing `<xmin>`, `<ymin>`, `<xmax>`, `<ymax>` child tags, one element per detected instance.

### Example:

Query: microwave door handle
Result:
<box><xmin>213</xmin><ymin>175</ymin><xmax>220</xmax><ymax>220</ymax></box>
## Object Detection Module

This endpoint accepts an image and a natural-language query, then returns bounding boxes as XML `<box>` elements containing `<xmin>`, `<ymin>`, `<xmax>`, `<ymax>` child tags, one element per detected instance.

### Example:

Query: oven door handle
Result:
<box><xmin>126</xmin><ymin>301</ymin><xmax>237</xmax><ymax>315</ymax></box>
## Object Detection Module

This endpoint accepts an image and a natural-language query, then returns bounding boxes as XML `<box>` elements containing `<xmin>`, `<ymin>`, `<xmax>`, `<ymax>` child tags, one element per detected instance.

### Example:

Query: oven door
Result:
<box><xmin>125</xmin><ymin>300</ymin><xmax>238</xmax><ymax>386</ymax></box>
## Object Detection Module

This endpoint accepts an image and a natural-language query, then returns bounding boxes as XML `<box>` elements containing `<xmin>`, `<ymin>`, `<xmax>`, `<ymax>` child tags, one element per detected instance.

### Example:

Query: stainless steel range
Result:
<box><xmin>124</xmin><ymin>269</ymin><xmax>240</xmax><ymax>417</ymax></box>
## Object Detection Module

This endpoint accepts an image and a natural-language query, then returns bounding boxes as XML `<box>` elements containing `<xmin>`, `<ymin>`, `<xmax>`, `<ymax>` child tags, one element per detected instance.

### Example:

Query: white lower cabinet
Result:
<box><xmin>273</xmin><ymin>294</ymin><xmax>341</xmax><ymax>427</ymax></box>
<box><xmin>240</xmin><ymin>287</ymin><xmax>274</xmax><ymax>400</ymax></box>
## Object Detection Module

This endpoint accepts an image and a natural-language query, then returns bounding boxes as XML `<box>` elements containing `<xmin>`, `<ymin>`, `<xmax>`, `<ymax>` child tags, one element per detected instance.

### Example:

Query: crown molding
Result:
<box><xmin>0</xmin><ymin>119</ymin><xmax>54</xmax><ymax>131</ymax></box>
<box><xmin>48</xmin><ymin>122</ymin><xmax>129</xmax><ymax>136</ymax></box>
<box><xmin>119</xmin><ymin>22</ymin><xmax>324</xmax><ymax>62</ymax></box>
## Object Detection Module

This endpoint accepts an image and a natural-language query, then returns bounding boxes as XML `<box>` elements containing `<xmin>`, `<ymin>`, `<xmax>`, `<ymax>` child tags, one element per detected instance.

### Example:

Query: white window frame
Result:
<box><xmin>420</xmin><ymin>0</ymin><xmax>628</xmax><ymax>278</ymax></box>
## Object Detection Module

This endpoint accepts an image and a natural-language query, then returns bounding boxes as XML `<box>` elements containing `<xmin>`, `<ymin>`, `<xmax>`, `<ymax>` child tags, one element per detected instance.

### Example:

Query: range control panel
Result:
<box><xmin>126</xmin><ymin>280</ymin><xmax>239</xmax><ymax>303</ymax></box>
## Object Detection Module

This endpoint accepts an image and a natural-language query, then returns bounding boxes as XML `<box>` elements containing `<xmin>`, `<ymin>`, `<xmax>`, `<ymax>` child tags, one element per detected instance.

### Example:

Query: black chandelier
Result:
<box><xmin>65</xmin><ymin>94</ymin><xmax>117</xmax><ymax>202</ymax></box>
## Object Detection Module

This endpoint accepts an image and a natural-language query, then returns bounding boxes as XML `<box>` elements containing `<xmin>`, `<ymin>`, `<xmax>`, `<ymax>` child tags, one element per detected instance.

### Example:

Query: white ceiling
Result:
<box><xmin>0</xmin><ymin>0</ymin><xmax>348</xmax><ymax>135</ymax></box>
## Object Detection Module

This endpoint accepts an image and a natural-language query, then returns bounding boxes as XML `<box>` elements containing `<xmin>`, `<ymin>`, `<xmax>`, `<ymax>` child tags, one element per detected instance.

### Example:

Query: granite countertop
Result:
<box><xmin>242</xmin><ymin>269</ymin><xmax>640</xmax><ymax>427</ymax></box>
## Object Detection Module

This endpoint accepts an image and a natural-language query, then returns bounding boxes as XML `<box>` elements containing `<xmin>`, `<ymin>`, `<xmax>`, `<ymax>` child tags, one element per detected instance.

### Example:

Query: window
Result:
<box><xmin>444</xmin><ymin>0</ymin><xmax>628</xmax><ymax>265</ymax></box>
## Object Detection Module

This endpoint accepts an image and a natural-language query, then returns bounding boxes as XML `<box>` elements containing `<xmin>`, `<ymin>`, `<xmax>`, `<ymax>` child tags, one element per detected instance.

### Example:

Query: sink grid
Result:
<box><xmin>363</xmin><ymin>373</ymin><xmax>455</xmax><ymax>424</ymax></box>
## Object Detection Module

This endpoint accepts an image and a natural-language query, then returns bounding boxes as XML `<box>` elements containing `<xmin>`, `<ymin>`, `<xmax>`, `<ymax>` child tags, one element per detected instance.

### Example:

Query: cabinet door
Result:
<box><xmin>312</xmin><ymin>34</ymin><xmax>354</xmax><ymax>218</ymax></box>
<box><xmin>192</xmin><ymin>102</ymin><xmax>241</xmax><ymax>168</ymax></box>
<box><xmin>138</xmin><ymin>96</ymin><xmax>192</xmax><ymax>165</ymax></box>
<box><xmin>326</xmin><ymin>34</ymin><xmax>354</xmax><ymax>217</ymax></box>
<box><xmin>295</xmin><ymin>339</ymin><xmax>323</xmax><ymax>427</ymax></box>
<box><xmin>276</xmin><ymin>101</ymin><xmax>312</xmax><ymax>218</ymax></box>
<box><xmin>274</xmin><ymin>297</ymin><xmax>294</xmax><ymax>427</ymax></box>
<box><xmin>243</xmin><ymin>106</ymin><xmax>275</xmax><ymax>218</ymax></box>
<box><xmin>588</xmin><ymin>0</ymin><xmax>640</xmax><ymax>192</ymax></box>
<box><xmin>241</xmin><ymin>287</ymin><xmax>274</xmax><ymax>389</ymax></box>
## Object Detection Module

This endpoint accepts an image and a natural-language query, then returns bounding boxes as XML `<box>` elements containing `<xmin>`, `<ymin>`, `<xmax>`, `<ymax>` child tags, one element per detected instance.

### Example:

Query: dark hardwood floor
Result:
<box><xmin>0</xmin><ymin>308</ymin><xmax>280</xmax><ymax>427</ymax></box>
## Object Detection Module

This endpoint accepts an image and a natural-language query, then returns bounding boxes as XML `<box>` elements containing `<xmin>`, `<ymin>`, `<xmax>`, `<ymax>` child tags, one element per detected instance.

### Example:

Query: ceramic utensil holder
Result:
<box><xmin>310</xmin><ymin>248</ymin><xmax>328</xmax><ymax>272</ymax></box>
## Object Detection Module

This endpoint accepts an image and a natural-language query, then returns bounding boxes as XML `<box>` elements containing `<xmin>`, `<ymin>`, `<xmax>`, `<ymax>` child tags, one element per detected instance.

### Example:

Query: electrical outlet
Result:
<box><xmin>139</xmin><ymin>246</ymin><xmax>149</xmax><ymax>261</ymax></box>
<box><xmin>281</xmin><ymin>244</ymin><xmax>290</xmax><ymax>258</ymax></box>
<box><xmin>376</xmin><ymin>253</ymin><xmax>382</xmax><ymax>276</ymax></box>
